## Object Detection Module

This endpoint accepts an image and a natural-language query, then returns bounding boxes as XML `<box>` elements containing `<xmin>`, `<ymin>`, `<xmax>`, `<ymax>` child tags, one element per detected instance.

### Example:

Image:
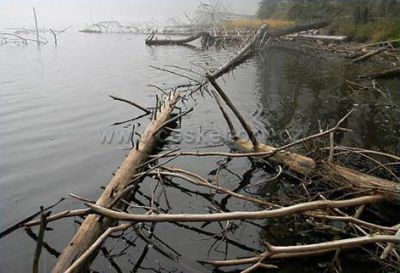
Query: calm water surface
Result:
<box><xmin>1</xmin><ymin>33</ymin><xmax>399</xmax><ymax>272</ymax></box>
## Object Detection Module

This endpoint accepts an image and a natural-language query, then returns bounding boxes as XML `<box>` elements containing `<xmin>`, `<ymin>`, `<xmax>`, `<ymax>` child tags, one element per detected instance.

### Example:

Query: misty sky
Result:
<box><xmin>0</xmin><ymin>0</ymin><xmax>260</xmax><ymax>30</ymax></box>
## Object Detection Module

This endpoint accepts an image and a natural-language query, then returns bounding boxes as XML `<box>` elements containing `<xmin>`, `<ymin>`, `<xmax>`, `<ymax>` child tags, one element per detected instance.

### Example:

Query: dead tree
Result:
<box><xmin>145</xmin><ymin>20</ymin><xmax>330</xmax><ymax>50</ymax></box>
<box><xmin>145</xmin><ymin>31</ymin><xmax>214</xmax><ymax>47</ymax></box>
<box><xmin>32</xmin><ymin>7</ymin><xmax>40</xmax><ymax>46</ymax></box>
<box><xmin>52</xmin><ymin>92</ymin><xmax>181</xmax><ymax>273</ymax></box>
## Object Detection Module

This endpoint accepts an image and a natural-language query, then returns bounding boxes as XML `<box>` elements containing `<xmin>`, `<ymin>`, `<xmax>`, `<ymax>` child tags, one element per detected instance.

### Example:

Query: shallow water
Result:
<box><xmin>1</xmin><ymin>33</ymin><xmax>399</xmax><ymax>273</ymax></box>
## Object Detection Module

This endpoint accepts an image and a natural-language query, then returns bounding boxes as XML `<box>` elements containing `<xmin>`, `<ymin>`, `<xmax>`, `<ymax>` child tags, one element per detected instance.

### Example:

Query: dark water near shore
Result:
<box><xmin>1</xmin><ymin>33</ymin><xmax>399</xmax><ymax>272</ymax></box>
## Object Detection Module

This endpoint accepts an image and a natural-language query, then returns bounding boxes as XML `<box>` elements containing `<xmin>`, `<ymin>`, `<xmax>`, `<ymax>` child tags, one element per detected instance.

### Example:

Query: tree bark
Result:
<box><xmin>234</xmin><ymin>138</ymin><xmax>400</xmax><ymax>201</ymax></box>
<box><xmin>52</xmin><ymin>92</ymin><xmax>180</xmax><ymax>273</ymax></box>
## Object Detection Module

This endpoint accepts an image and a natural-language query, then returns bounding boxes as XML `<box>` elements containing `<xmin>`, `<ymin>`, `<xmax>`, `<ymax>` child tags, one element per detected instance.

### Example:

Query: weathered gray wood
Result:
<box><xmin>352</xmin><ymin>48</ymin><xmax>385</xmax><ymax>63</ymax></box>
<box><xmin>145</xmin><ymin>32</ymin><xmax>212</xmax><ymax>45</ymax></box>
<box><xmin>52</xmin><ymin>92</ymin><xmax>180</xmax><ymax>273</ymax></box>
<box><xmin>210</xmin><ymin>20</ymin><xmax>330</xmax><ymax>80</ymax></box>
<box><xmin>235</xmin><ymin>138</ymin><xmax>400</xmax><ymax>201</ymax></box>
<box><xmin>287</xmin><ymin>34</ymin><xmax>348</xmax><ymax>41</ymax></box>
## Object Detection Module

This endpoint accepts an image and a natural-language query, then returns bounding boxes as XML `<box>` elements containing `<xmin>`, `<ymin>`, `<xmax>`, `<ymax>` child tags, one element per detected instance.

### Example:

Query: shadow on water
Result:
<box><xmin>255</xmin><ymin>47</ymin><xmax>399</xmax><ymax>154</ymax></box>
<box><xmin>252</xmin><ymin>47</ymin><xmax>400</xmax><ymax>273</ymax></box>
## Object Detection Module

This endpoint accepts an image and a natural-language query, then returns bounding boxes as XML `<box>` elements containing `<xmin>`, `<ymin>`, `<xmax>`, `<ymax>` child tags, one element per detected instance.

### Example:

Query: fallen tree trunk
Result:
<box><xmin>210</xmin><ymin>25</ymin><xmax>268</xmax><ymax>79</ymax></box>
<box><xmin>145</xmin><ymin>31</ymin><xmax>213</xmax><ymax>46</ymax></box>
<box><xmin>269</xmin><ymin>20</ymin><xmax>330</xmax><ymax>38</ymax></box>
<box><xmin>287</xmin><ymin>34</ymin><xmax>348</xmax><ymax>42</ymax></box>
<box><xmin>360</xmin><ymin>39</ymin><xmax>400</xmax><ymax>49</ymax></box>
<box><xmin>234</xmin><ymin>138</ymin><xmax>400</xmax><ymax>201</ymax></box>
<box><xmin>52</xmin><ymin>91</ymin><xmax>180</xmax><ymax>273</ymax></box>
<box><xmin>207</xmin><ymin>70</ymin><xmax>398</xmax><ymax>201</ymax></box>
<box><xmin>146</xmin><ymin>20</ymin><xmax>329</xmax><ymax>55</ymax></box>
<box><xmin>210</xmin><ymin>20</ymin><xmax>330</xmax><ymax>80</ymax></box>
<box><xmin>352</xmin><ymin>48</ymin><xmax>385</xmax><ymax>63</ymax></box>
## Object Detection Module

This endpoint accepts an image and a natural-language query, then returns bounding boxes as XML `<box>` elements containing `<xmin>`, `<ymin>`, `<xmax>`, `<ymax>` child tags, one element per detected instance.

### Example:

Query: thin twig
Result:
<box><xmin>109</xmin><ymin>95</ymin><xmax>151</xmax><ymax>114</ymax></box>
<box><xmin>49</xmin><ymin>28</ymin><xmax>57</xmax><ymax>46</ymax></box>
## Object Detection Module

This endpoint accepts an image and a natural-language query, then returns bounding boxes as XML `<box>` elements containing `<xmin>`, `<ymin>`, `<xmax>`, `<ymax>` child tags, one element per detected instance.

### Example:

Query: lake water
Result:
<box><xmin>1</xmin><ymin>33</ymin><xmax>399</xmax><ymax>272</ymax></box>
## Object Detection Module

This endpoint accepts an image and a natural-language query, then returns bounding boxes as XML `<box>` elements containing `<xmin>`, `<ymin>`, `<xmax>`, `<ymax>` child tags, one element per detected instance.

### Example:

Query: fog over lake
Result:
<box><xmin>0</xmin><ymin>0</ymin><xmax>259</xmax><ymax>29</ymax></box>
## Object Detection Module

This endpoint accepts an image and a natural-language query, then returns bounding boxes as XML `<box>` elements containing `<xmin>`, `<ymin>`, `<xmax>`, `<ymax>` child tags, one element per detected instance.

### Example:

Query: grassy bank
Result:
<box><xmin>330</xmin><ymin>19</ymin><xmax>400</xmax><ymax>42</ymax></box>
<box><xmin>256</xmin><ymin>0</ymin><xmax>400</xmax><ymax>42</ymax></box>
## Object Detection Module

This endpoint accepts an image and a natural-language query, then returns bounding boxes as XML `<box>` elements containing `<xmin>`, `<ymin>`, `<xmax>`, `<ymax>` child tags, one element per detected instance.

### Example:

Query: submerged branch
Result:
<box><xmin>206</xmin><ymin>234</ymin><xmax>400</xmax><ymax>267</ymax></box>
<box><xmin>86</xmin><ymin>195</ymin><xmax>383</xmax><ymax>223</ymax></box>
<box><xmin>109</xmin><ymin>95</ymin><xmax>151</xmax><ymax>114</ymax></box>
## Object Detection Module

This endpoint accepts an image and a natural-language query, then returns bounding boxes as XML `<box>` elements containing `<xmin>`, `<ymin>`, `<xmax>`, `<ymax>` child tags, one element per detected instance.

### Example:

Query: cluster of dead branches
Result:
<box><xmin>278</xmin><ymin>33</ymin><xmax>400</xmax><ymax>72</ymax></box>
<box><xmin>79</xmin><ymin>20</ymin><xmax>163</xmax><ymax>34</ymax></box>
<box><xmin>1</xmin><ymin>8</ymin><xmax>70</xmax><ymax>46</ymax></box>
<box><xmin>79</xmin><ymin>20</ymin><xmax>140</xmax><ymax>33</ymax></box>
<box><xmin>2</xmin><ymin>22</ymin><xmax>399</xmax><ymax>273</ymax></box>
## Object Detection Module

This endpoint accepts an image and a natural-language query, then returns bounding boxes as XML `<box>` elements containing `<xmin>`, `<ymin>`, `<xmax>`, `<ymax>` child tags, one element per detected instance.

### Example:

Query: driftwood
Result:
<box><xmin>11</xmin><ymin>18</ymin><xmax>397</xmax><ymax>273</ymax></box>
<box><xmin>352</xmin><ymin>48</ymin><xmax>386</xmax><ymax>63</ymax></box>
<box><xmin>86</xmin><ymin>195</ymin><xmax>382</xmax><ymax>223</ymax></box>
<box><xmin>287</xmin><ymin>33</ymin><xmax>348</xmax><ymax>41</ymax></box>
<box><xmin>145</xmin><ymin>21</ymin><xmax>331</xmax><ymax>93</ymax></box>
<box><xmin>145</xmin><ymin>31</ymin><xmax>214</xmax><ymax>47</ymax></box>
<box><xmin>203</xmin><ymin>76</ymin><xmax>400</xmax><ymax>201</ymax></box>
<box><xmin>79</xmin><ymin>29</ymin><xmax>101</xmax><ymax>33</ymax></box>
<box><xmin>269</xmin><ymin>20</ymin><xmax>330</xmax><ymax>38</ymax></box>
<box><xmin>52</xmin><ymin>92</ymin><xmax>181</xmax><ymax>273</ymax></box>
<box><xmin>210</xmin><ymin>20</ymin><xmax>330</xmax><ymax>80</ymax></box>
<box><xmin>206</xmin><ymin>234</ymin><xmax>400</xmax><ymax>267</ymax></box>
<box><xmin>233</xmin><ymin>138</ymin><xmax>399</xmax><ymax>201</ymax></box>
<box><xmin>210</xmin><ymin>25</ymin><xmax>269</xmax><ymax>80</ymax></box>
<box><xmin>164</xmin><ymin>133</ymin><xmax>400</xmax><ymax>200</ymax></box>
<box><xmin>145</xmin><ymin>20</ymin><xmax>330</xmax><ymax>51</ymax></box>
<box><xmin>202</xmin><ymin>76</ymin><xmax>399</xmax><ymax>270</ymax></box>
<box><xmin>361</xmin><ymin>39</ymin><xmax>400</xmax><ymax>49</ymax></box>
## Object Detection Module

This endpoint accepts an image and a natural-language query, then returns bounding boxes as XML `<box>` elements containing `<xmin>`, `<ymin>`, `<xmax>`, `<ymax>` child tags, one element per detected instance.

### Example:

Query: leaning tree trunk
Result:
<box><xmin>52</xmin><ymin>92</ymin><xmax>180</xmax><ymax>273</ymax></box>
<box><xmin>210</xmin><ymin>20</ymin><xmax>330</xmax><ymax>80</ymax></box>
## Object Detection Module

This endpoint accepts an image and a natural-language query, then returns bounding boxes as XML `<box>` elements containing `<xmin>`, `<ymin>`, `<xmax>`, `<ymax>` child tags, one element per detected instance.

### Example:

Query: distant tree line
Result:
<box><xmin>257</xmin><ymin>0</ymin><xmax>400</xmax><ymax>22</ymax></box>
